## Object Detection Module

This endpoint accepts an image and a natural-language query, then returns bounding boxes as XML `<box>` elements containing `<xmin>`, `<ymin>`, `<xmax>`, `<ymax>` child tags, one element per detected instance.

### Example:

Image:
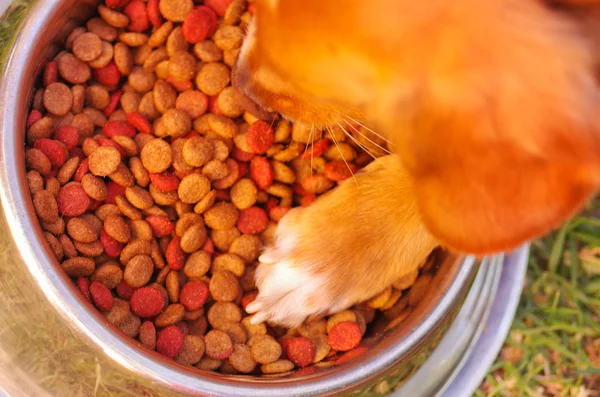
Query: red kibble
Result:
<box><xmin>301</xmin><ymin>138</ymin><xmax>329</xmax><ymax>159</ymax></box>
<box><xmin>232</xmin><ymin>146</ymin><xmax>254</xmax><ymax>162</ymax></box>
<box><xmin>57</xmin><ymin>184</ymin><xmax>91</xmax><ymax>216</ymax></box>
<box><xmin>237</xmin><ymin>207</ymin><xmax>268</xmax><ymax>234</ymax></box>
<box><xmin>74</xmin><ymin>158</ymin><xmax>89</xmax><ymax>182</ymax></box>
<box><xmin>269</xmin><ymin>206</ymin><xmax>291</xmax><ymax>222</ymax></box>
<box><xmin>88</xmin><ymin>199</ymin><xmax>102</xmax><ymax>211</ymax></box>
<box><xmin>102</xmin><ymin>120</ymin><xmax>136</xmax><ymax>138</ymax></box>
<box><xmin>77</xmin><ymin>277</ymin><xmax>91</xmax><ymax>302</ymax></box>
<box><xmin>202</xmin><ymin>238</ymin><xmax>214</xmax><ymax>254</ymax></box>
<box><xmin>130</xmin><ymin>286</ymin><xmax>165</xmax><ymax>317</ymax></box>
<box><xmin>69</xmin><ymin>147</ymin><xmax>86</xmax><ymax>161</ymax></box>
<box><xmin>103</xmin><ymin>89</ymin><xmax>123</xmax><ymax>116</ymax></box>
<box><xmin>106</xmin><ymin>0</ymin><xmax>130</xmax><ymax>8</ymax></box>
<box><xmin>27</xmin><ymin>109</ymin><xmax>43</xmax><ymax>129</ymax></box>
<box><xmin>53</xmin><ymin>126</ymin><xmax>79</xmax><ymax>150</ymax></box>
<box><xmin>116</xmin><ymin>280</ymin><xmax>135</xmax><ymax>300</ymax></box>
<box><xmin>34</xmin><ymin>138</ymin><xmax>67</xmax><ymax>168</ymax></box>
<box><xmin>246</xmin><ymin>121</ymin><xmax>274</xmax><ymax>154</ymax></box>
<box><xmin>166</xmin><ymin>76</ymin><xmax>194</xmax><ymax>91</ymax></box>
<box><xmin>335</xmin><ymin>346</ymin><xmax>368</xmax><ymax>365</ymax></box>
<box><xmin>97</xmin><ymin>138</ymin><xmax>127</xmax><ymax>158</ymax></box>
<box><xmin>265</xmin><ymin>196</ymin><xmax>278</xmax><ymax>213</ymax></box>
<box><xmin>147</xmin><ymin>0</ymin><xmax>162</xmax><ymax>28</ymax></box>
<box><xmin>179</xmin><ymin>281</ymin><xmax>209</xmax><ymax>311</ymax></box>
<box><xmin>300</xmin><ymin>194</ymin><xmax>316</xmax><ymax>207</ymax></box>
<box><xmin>293</xmin><ymin>366</ymin><xmax>318</xmax><ymax>376</ymax></box>
<box><xmin>327</xmin><ymin>322</ymin><xmax>362</xmax><ymax>352</ymax></box>
<box><xmin>89</xmin><ymin>281</ymin><xmax>114</xmax><ymax>311</ymax></box>
<box><xmin>105</xmin><ymin>182</ymin><xmax>126</xmax><ymax>205</ymax></box>
<box><xmin>237</xmin><ymin>161</ymin><xmax>248</xmax><ymax>178</ymax></box>
<box><xmin>124</xmin><ymin>0</ymin><xmax>149</xmax><ymax>32</ymax></box>
<box><xmin>166</xmin><ymin>236</ymin><xmax>185</xmax><ymax>270</ymax></box>
<box><xmin>149</xmin><ymin>172</ymin><xmax>180</xmax><ymax>191</ymax></box>
<box><xmin>324</xmin><ymin>160</ymin><xmax>357</xmax><ymax>181</ymax></box>
<box><xmin>145</xmin><ymin>215</ymin><xmax>175</xmax><ymax>237</ymax></box>
<box><xmin>249</xmin><ymin>156</ymin><xmax>273</xmax><ymax>190</ymax></box>
<box><xmin>93</xmin><ymin>62</ymin><xmax>121</xmax><ymax>87</ymax></box>
<box><xmin>100</xmin><ymin>228</ymin><xmax>124</xmax><ymax>257</ymax></box>
<box><xmin>203</xmin><ymin>0</ymin><xmax>232</xmax><ymax>17</ymax></box>
<box><xmin>182</xmin><ymin>6</ymin><xmax>218</xmax><ymax>44</ymax></box>
<box><xmin>126</xmin><ymin>112</ymin><xmax>152</xmax><ymax>134</ymax></box>
<box><xmin>43</xmin><ymin>61</ymin><xmax>58</xmax><ymax>87</ymax></box>
<box><xmin>157</xmin><ymin>325</ymin><xmax>185</xmax><ymax>358</ymax></box>
<box><xmin>285</xmin><ymin>337</ymin><xmax>315</xmax><ymax>368</ymax></box>
<box><xmin>241</xmin><ymin>290</ymin><xmax>258</xmax><ymax>311</ymax></box>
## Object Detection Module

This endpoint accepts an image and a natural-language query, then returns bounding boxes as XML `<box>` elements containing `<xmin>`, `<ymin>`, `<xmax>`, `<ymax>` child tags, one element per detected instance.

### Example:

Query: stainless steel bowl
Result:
<box><xmin>0</xmin><ymin>1</ymin><xmax>506</xmax><ymax>395</ymax></box>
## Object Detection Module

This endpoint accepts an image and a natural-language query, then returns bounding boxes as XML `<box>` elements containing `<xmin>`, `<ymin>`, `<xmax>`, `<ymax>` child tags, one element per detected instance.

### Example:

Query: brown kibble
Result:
<box><xmin>109</xmin><ymin>163</ymin><xmax>135</xmax><ymax>187</ymax></box>
<box><xmin>149</xmin><ymin>184</ymin><xmax>179</xmax><ymax>205</ymax></box>
<box><xmin>83</xmin><ymin>107</ymin><xmax>108</xmax><ymax>127</ymax></box>
<box><xmin>184</xmin><ymin>250</ymin><xmax>211</xmax><ymax>279</ymax></box>
<box><xmin>120</xmin><ymin>33</ymin><xmax>148</xmax><ymax>47</ymax></box>
<box><xmin>129</xmin><ymin>158</ymin><xmax>150</xmax><ymax>187</ymax></box>
<box><xmin>113</xmin><ymin>42</ymin><xmax>134</xmax><ymax>75</ymax></box>
<box><xmin>205</xmin><ymin>330</ymin><xmax>233</xmax><ymax>359</ymax></box>
<box><xmin>229</xmin><ymin>235</ymin><xmax>260</xmax><ymax>263</ymax></box>
<box><xmin>104</xmin><ymin>215</ymin><xmax>131</xmax><ymax>243</ymax></box>
<box><xmin>67</xmin><ymin>217</ymin><xmax>98</xmax><ymax>243</ymax></box>
<box><xmin>59</xmin><ymin>234</ymin><xmax>78</xmax><ymax>258</ymax></box>
<box><xmin>250</xmin><ymin>334</ymin><xmax>281</xmax><ymax>364</ymax></box>
<box><xmin>119</xmin><ymin>313</ymin><xmax>142</xmax><ymax>337</ymax></box>
<box><xmin>211</xmin><ymin>139</ymin><xmax>230</xmax><ymax>162</ymax></box>
<box><xmin>105</xmin><ymin>298</ymin><xmax>130</xmax><ymax>326</ymax></box>
<box><xmin>193</xmin><ymin>41</ymin><xmax>222</xmax><ymax>63</ymax></box>
<box><xmin>155</xmin><ymin>303</ymin><xmax>186</xmax><ymax>327</ymax></box>
<box><xmin>46</xmin><ymin>232</ymin><xmax>64</xmax><ymax>260</ymax></box>
<box><xmin>119</xmin><ymin>239</ymin><xmax>152</xmax><ymax>264</ymax></box>
<box><xmin>207</xmin><ymin>302</ymin><xmax>242</xmax><ymax>331</ymax></box>
<box><xmin>230</xmin><ymin>178</ymin><xmax>258</xmax><ymax>210</ymax></box>
<box><xmin>178</xmin><ymin>174</ymin><xmax>210</xmax><ymax>204</ymax></box>
<box><xmin>57</xmin><ymin>157</ymin><xmax>80</xmax><ymax>185</ymax></box>
<box><xmin>57</xmin><ymin>53</ymin><xmax>91</xmax><ymax>84</ymax></box>
<box><xmin>209</xmin><ymin>270</ymin><xmax>240</xmax><ymax>302</ymax></box>
<box><xmin>98</xmin><ymin>5</ymin><xmax>129</xmax><ymax>28</ymax></box>
<box><xmin>124</xmin><ymin>186</ymin><xmax>154</xmax><ymax>210</ymax></box>
<box><xmin>124</xmin><ymin>254</ymin><xmax>154</xmax><ymax>288</ymax></box>
<box><xmin>89</xmin><ymin>146</ymin><xmax>121</xmax><ymax>176</ymax></box>
<box><xmin>224</xmin><ymin>323</ymin><xmax>247</xmax><ymax>344</ymax></box>
<box><xmin>180</xmin><ymin>223</ymin><xmax>207</xmax><ymax>253</ymax></box>
<box><xmin>134</xmin><ymin>44</ymin><xmax>153</xmax><ymax>65</ymax></box>
<box><xmin>45</xmin><ymin>178</ymin><xmax>61</xmax><ymax>197</ymax></box>
<box><xmin>241</xmin><ymin>316</ymin><xmax>266</xmax><ymax>337</ymax></box>
<box><xmin>92</xmin><ymin>262</ymin><xmax>123</xmax><ymax>289</ymax></box>
<box><xmin>175</xmin><ymin>335</ymin><xmax>206</xmax><ymax>366</ymax></box>
<box><xmin>326</xmin><ymin>310</ymin><xmax>357</xmax><ymax>333</ymax></box>
<box><xmin>196</xmin><ymin>357</ymin><xmax>222</xmax><ymax>371</ymax></box>
<box><xmin>195</xmin><ymin>63</ymin><xmax>230</xmax><ymax>96</ymax></box>
<box><xmin>115</xmin><ymin>195</ymin><xmax>142</xmax><ymax>220</ymax></box>
<box><xmin>182</xmin><ymin>136</ymin><xmax>213</xmax><ymax>167</ymax></box>
<box><xmin>392</xmin><ymin>269</ymin><xmax>419</xmax><ymax>291</ymax></box>
<box><xmin>144</xmin><ymin>48</ymin><xmax>169</xmax><ymax>73</ymax></box>
<box><xmin>166</xmin><ymin>270</ymin><xmax>180</xmax><ymax>303</ymax></box>
<box><xmin>138</xmin><ymin>92</ymin><xmax>161</xmax><ymax>121</ymax></box>
<box><xmin>72</xmin><ymin>32</ymin><xmax>103</xmax><ymax>62</ymax></box>
<box><xmin>161</xmin><ymin>108</ymin><xmax>191</xmax><ymax>138</ymax></box>
<box><xmin>27</xmin><ymin>116</ymin><xmax>54</xmax><ymax>146</ymax></box>
<box><xmin>33</xmin><ymin>190</ymin><xmax>59</xmax><ymax>223</ymax></box>
<box><xmin>62</xmin><ymin>257</ymin><xmax>95</xmax><ymax>277</ymax></box>
<box><xmin>166</xmin><ymin>26</ymin><xmax>189</xmax><ymax>56</ymax></box>
<box><xmin>81</xmin><ymin>174</ymin><xmax>108</xmax><ymax>201</ymax></box>
<box><xmin>28</xmin><ymin>171</ymin><xmax>44</xmax><ymax>195</ymax></box>
<box><xmin>159</xmin><ymin>0</ymin><xmax>193</xmax><ymax>22</ymax></box>
<box><xmin>153</xmin><ymin>80</ymin><xmax>177</xmax><ymax>114</ymax></box>
<box><xmin>66</xmin><ymin>27</ymin><xmax>86</xmax><ymax>50</ymax></box>
<box><xmin>211</xmin><ymin>228</ymin><xmax>240</xmax><ymax>252</ymax></box>
<box><xmin>175</xmin><ymin>212</ymin><xmax>203</xmax><ymax>237</ymax></box>
<box><xmin>148</xmin><ymin>22</ymin><xmax>173</xmax><ymax>48</ymax></box>
<box><xmin>141</xmin><ymin>138</ymin><xmax>172</xmax><ymax>173</ymax></box>
<box><xmin>169</xmin><ymin>51</ymin><xmax>196</xmax><ymax>81</ymax></box>
<box><xmin>87</xmin><ymin>18</ymin><xmax>118</xmax><ymax>42</ymax></box>
<box><xmin>367</xmin><ymin>286</ymin><xmax>392</xmax><ymax>309</ymax></box>
<box><xmin>43</xmin><ymin>82</ymin><xmax>73</xmax><ymax>116</ymax></box>
<box><xmin>208</xmin><ymin>114</ymin><xmax>238</xmax><ymax>139</ymax></box>
<box><xmin>129</xmin><ymin>219</ymin><xmax>153</xmax><ymax>241</ymax></box>
<box><xmin>71</xmin><ymin>85</ymin><xmax>85</xmax><ymax>114</ymax></box>
<box><xmin>192</xmin><ymin>190</ymin><xmax>216</xmax><ymax>215</ymax></box>
<box><xmin>204</xmin><ymin>202</ymin><xmax>239</xmax><ymax>230</ymax></box>
<box><xmin>228</xmin><ymin>344</ymin><xmax>256</xmax><ymax>373</ymax></box>
<box><xmin>202</xmin><ymin>160</ymin><xmax>229</xmax><ymax>181</ymax></box>
<box><xmin>175</xmin><ymin>91</ymin><xmax>207</xmax><ymax>119</ymax></box>
<box><xmin>212</xmin><ymin>253</ymin><xmax>244</xmax><ymax>277</ymax></box>
<box><xmin>89</xmin><ymin>41</ymin><xmax>114</xmax><ymax>69</ymax></box>
<box><xmin>128</xmin><ymin>67</ymin><xmax>157</xmax><ymax>93</ymax></box>
<box><xmin>213</xmin><ymin>26</ymin><xmax>244</xmax><ymax>51</ymax></box>
<box><xmin>85</xmin><ymin>85</ymin><xmax>110</xmax><ymax>110</ymax></box>
<box><xmin>261</xmin><ymin>359</ymin><xmax>295</xmax><ymax>374</ymax></box>
<box><xmin>217</xmin><ymin>87</ymin><xmax>245</xmax><ymax>119</ymax></box>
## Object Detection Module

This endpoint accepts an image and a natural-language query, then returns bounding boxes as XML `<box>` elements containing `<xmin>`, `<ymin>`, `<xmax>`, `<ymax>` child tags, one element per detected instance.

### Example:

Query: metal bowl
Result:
<box><xmin>0</xmin><ymin>1</ymin><xmax>509</xmax><ymax>395</ymax></box>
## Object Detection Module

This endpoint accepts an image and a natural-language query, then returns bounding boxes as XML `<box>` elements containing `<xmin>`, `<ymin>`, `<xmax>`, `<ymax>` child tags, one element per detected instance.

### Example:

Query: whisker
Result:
<box><xmin>326</xmin><ymin>124</ymin><xmax>358</xmax><ymax>186</ymax></box>
<box><xmin>333</xmin><ymin>118</ymin><xmax>378</xmax><ymax>160</ymax></box>
<box><xmin>343</xmin><ymin>115</ymin><xmax>392</xmax><ymax>145</ymax></box>
<box><xmin>343</xmin><ymin>119</ymin><xmax>391</xmax><ymax>155</ymax></box>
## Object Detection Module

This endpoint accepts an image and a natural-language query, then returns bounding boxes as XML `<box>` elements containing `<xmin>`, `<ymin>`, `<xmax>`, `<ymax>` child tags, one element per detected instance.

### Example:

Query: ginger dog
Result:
<box><xmin>232</xmin><ymin>0</ymin><xmax>600</xmax><ymax>327</ymax></box>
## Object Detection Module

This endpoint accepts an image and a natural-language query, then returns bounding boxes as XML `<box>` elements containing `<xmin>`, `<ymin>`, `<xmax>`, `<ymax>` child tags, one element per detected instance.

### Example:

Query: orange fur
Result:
<box><xmin>236</xmin><ymin>0</ymin><xmax>600</xmax><ymax>325</ymax></box>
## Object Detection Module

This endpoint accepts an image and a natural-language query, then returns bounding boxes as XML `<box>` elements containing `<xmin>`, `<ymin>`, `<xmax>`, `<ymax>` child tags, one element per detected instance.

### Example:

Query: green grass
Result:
<box><xmin>1</xmin><ymin>2</ymin><xmax>599</xmax><ymax>396</ymax></box>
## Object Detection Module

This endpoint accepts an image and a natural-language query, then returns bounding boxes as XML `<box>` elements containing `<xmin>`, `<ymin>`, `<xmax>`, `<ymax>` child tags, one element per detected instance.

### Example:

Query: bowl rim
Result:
<box><xmin>0</xmin><ymin>0</ymin><xmax>482</xmax><ymax>395</ymax></box>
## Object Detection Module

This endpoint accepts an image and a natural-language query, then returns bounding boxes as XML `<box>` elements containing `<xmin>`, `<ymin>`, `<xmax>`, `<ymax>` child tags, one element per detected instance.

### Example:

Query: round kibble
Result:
<box><xmin>159</xmin><ymin>0</ymin><xmax>193</xmax><ymax>22</ymax></box>
<box><xmin>204</xmin><ymin>202</ymin><xmax>238</xmax><ymax>230</ymax></box>
<box><xmin>205</xmin><ymin>330</ymin><xmax>233</xmax><ymax>360</ymax></box>
<box><xmin>175</xmin><ymin>335</ymin><xmax>206</xmax><ymax>365</ymax></box>
<box><xmin>73</xmin><ymin>32</ymin><xmax>103</xmax><ymax>62</ymax></box>
<box><xmin>33</xmin><ymin>190</ymin><xmax>59</xmax><ymax>223</ymax></box>
<box><xmin>180</xmin><ymin>281</ymin><xmax>209</xmax><ymax>311</ymax></box>
<box><xmin>327</xmin><ymin>322</ymin><xmax>362</xmax><ymax>352</ymax></box>
<box><xmin>195</xmin><ymin>63</ymin><xmax>230</xmax><ymax>96</ymax></box>
<box><xmin>157</xmin><ymin>325</ymin><xmax>185</xmax><ymax>358</ymax></box>
<box><xmin>229</xmin><ymin>344</ymin><xmax>256</xmax><ymax>373</ymax></box>
<box><xmin>130</xmin><ymin>286</ymin><xmax>165</xmax><ymax>317</ymax></box>
<box><xmin>88</xmin><ymin>146</ymin><xmax>121</xmax><ymax>177</ymax></box>
<box><xmin>61</xmin><ymin>257</ymin><xmax>95</xmax><ymax>277</ymax></box>
<box><xmin>43</xmin><ymin>83</ymin><xmax>73</xmax><ymax>116</ymax></box>
<box><xmin>207</xmin><ymin>301</ymin><xmax>242</xmax><ymax>330</ymax></box>
<box><xmin>90</xmin><ymin>281</ymin><xmax>114</xmax><ymax>311</ymax></box>
<box><xmin>178</xmin><ymin>174</ymin><xmax>210</xmax><ymax>204</ymax></box>
<box><xmin>141</xmin><ymin>138</ymin><xmax>172</xmax><ymax>173</ymax></box>
<box><xmin>182</xmin><ymin>136</ymin><xmax>213</xmax><ymax>167</ymax></box>
<box><xmin>139</xmin><ymin>321</ymin><xmax>157</xmax><ymax>350</ymax></box>
<box><xmin>251</xmin><ymin>335</ymin><xmax>282</xmax><ymax>364</ymax></box>
<box><xmin>180</xmin><ymin>222</ymin><xmax>207</xmax><ymax>253</ymax></box>
<box><xmin>209</xmin><ymin>270</ymin><xmax>240</xmax><ymax>302</ymax></box>
<box><xmin>285</xmin><ymin>337</ymin><xmax>315</xmax><ymax>368</ymax></box>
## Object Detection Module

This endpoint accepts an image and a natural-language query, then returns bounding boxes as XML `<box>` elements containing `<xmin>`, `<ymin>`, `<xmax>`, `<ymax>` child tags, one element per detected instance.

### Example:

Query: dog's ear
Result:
<box><xmin>376</xmin><ymin>1</ymin><xmax>600</xmax><ymax>255</ymax></box>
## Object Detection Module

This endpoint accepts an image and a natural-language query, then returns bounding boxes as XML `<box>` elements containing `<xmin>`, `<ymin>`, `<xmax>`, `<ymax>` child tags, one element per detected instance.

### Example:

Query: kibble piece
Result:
<box><xmin>204</xmin><ymin>202</ymin><xmax>239</xmax><ymax>230</ymax></box>
<box><xmin>205</xmin><ymin>330</ymin><xmax>233</xmax><ymax>360</ymax></box>
<box><xmin>195</xmin><ymin>62</ymin><xmax>230</xmax><ymax>96</ymax></box>
<box><xmin>180</xmin><ymin>222</ymin><xmax>207</xmax><ymax>253</ymax></box>
<box><xmin>128</xmin><ymin>66</ymin><xmax>157</xmax><ymax>92</ymax></box>
<box><xmin>182</xmin><ymin>136</ymin><xmax>213</xmax><ymax>167</ymax></box>
<box><xmin>209</xmin><ymin>270</ymin><xmax>240</xmax><ymax>302</ymax></box>
<box><xmin>88</xmin><ymin>146</ymin><xmax>121</xmax><ymax>177</ymax></box>
<box><xmin>251</xmin><ymin>335</ymin><xmax>282</xmax><ymax>364</ymax></box>
<box><xmin>175</xmin><ymin>335</ymin><xmax>205</xmax><ymax>365</ymax></box>
<box><xmin>408</xmin><ymin>274</ymin><xmax>432</xmax><ymax>306</ymax></box>
<box><xmin>62</xmin><ymin>257</ymin><xmax>95</xmax><ymax>277</ymax></box>
<box><xmin>155</xmin><ymin>304</ymin><xmax>185</xmax><ymax>327</ymax></box>
<box><xmin>392</xmin><ymin>269</ymin><xmax>419</xmax><ymax>290</ymax></box>
<box><xmin>141</xmin><ymin>138</ymin><xmax>172</xmax><ymax>173</ymax></box>
<box><xmin>92</xmin><ymin>262</ymin><xmax>123</xmax><ymax>289</ymax></box>
<box><xmin>228</xmin><ymin>344</ymin><xmax>256</xmax><ymax>373</ymax></box>
<box><xmin>176</xmin><ymin>90</ymin><xmax>207</xmax><ymax>119</ymax></box>
<box><xmin>125</xmin><ymin>186</ymin><xmax>154</xmax><ymax>210</ymax></box>
<box><xmin>207</xmin><ymin>301</ymin><xmax>242</xmax><ymax>330</ymax></box>
<box><xmin>169</xmin><ymin>51</ymin><xmax>196</xmax><ymax>81</ymax></box>
<box><xmin>159</xmin><ymin>0</ymin><xmax>193</xmax><ymax>22</ymax></box>
<box><xmin>33</xmin><ymin>190</ymin><xmax>59</xmax><ymax>223</ymax></box>
<box><xmin>178</xmin><ymin>174</ymin><xmax>210</xmax><ymax>204</ymax></box>
<box><xmin>73</xmin><ymin>32</ymin><xmax>103</xmax><ymax>62</ymax></box>
<box><xmin>184</xmin><ymin>250</ymin><xmax>211</xmax><ymax>279</ymax></box>
<box><xmin>67</xmin><ymin>217</ymin><xmax>98</xmax><ymax>243</ymax></box>
<box><xmin>261</xmin><ymin>359</ymin><xmax>295</xmax><ymax>375</ymax></box>
<box><xmin>57</xmin><ymin>53</ymin><xmax>91</xmax><ymax>84</ymax></box>
<box><xmin>89</xmin><ymin>41</ymin><xmax>115</xmax><ymax>69</ymax></box>
<box><xmin>161</xmin><ymin>109</ymin><xmax>191</xmax><ymax>138</ymax></box>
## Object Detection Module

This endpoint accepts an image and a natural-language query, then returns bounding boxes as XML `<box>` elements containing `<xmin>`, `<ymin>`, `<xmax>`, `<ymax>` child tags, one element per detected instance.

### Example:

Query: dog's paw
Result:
<box><xmin>246</xmin><ymin>155</ymin><xmax>439</xmax><ymax>328</ymax></box>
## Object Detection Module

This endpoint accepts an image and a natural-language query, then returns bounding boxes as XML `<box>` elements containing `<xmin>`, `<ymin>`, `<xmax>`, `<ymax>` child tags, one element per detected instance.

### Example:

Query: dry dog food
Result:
<box><xmin>23</xmin><ymin>0</ymin><xmax>437</xmax><ymax>377</ymax></box>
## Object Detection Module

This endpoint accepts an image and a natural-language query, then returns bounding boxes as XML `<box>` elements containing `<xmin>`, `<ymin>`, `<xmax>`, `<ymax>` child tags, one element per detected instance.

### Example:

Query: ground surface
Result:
<box><xmin>1</xmin><ymin>2</ymin><xmax>599</xmax><ymax>396</ymax></box>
